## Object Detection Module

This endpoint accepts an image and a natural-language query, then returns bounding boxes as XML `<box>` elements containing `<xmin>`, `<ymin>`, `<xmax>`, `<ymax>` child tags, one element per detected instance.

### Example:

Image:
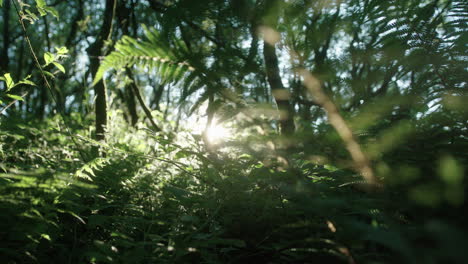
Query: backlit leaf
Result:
<box><xmin>6</xmin><ymin>94</ymin><xmax>24</xmax><ymax>101</ymax></box>
<box><xmin>44</xmin><ymin>52</ymin><xmax>54</xmax><ymax>65</ymax></box>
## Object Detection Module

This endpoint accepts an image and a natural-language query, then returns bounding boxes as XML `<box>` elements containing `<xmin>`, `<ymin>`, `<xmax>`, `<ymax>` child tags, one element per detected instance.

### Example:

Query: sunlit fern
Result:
<box><xmin>92</xmin><ymin>25</ymin><xmax>214</xmax><ymax>115</ymax></box>
<box><xmin>93</xmin><ymin>26</ymin><xmax>193</xmax><ymax>86</ymax></box>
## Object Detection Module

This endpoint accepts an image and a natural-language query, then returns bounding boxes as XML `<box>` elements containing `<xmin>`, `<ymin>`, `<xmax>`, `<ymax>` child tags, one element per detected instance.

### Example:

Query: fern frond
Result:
<box><xmin>93</xmin><ymin>28</ymin><xmax>193</xmax><ymax>86</ymax></box>
<box><xmin>74</xmin><ymin>157</ymin><xmax>109</xmax><ymax>181</ymax></box>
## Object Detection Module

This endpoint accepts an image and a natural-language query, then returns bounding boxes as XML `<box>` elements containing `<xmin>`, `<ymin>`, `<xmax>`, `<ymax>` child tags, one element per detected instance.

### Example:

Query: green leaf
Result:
<box><xmin>35</xmin><ymin>0</ymin><xmax>46</xmax><ymax>8</ymax></box>
<box><xmin>93</xmin><ymin>32</ymin><xmax>191</xmax><ymax>86</ymax></box>
<box><xmin>43</xmin><ymin>6</ymin><xmax>59</xmax><ymax>18</ymax></box>
<box><xmin>41</xmin><ymin>234</ymin><xmax>51</xmax><ymax>241</ymax></box>
<box><xmin>439</xmin><ymin>156</ymin><xmax>463</xmax><ymax>185</ymax></box>
<box><xmin>38</xmin><ymin>7</ymin><xmax>47</xmax><ymax>16</ymax></box>
<box><xmin>17</xmin><ymin>80</ymin><xmax>36</xmax><ymax>86</ymax></box>
<box><xmin>52</xmin><ymin>62</ymin><xmax>66</xmax><ymax>73</ymax></box>
<box><xmin>43</xmin><ymin>71</ymin><xmax>55</xmax><ymax>79</ymax></box>
<box><xmin>44</xmin><ymin>52</ymin><xmax>54</xmax><ymax>65</ymax></box>
<box><xmin>55</xmin><ymin>46</ymin><xmax>68</xmax><ymax>55</ymax></box>
<box><xmin>0</xmin><ymin>0</ymin><xmax>3</xmax><ymax>7</ymax></box>
<box><xmin>6</xmin><ymin>94</ymin><xmax>24</xmax><ymax>101</ymax></box>
<box><xmin>92</xmin><ymin>68</ymin><xmax>105</xmax><ymax>86</ymax></box>
<box><xmin>2</xmin><ymin>73</ymin><xmax>14</xmax><ymax>91</ymax></box>
<box><xmin>57</xmin><ymin>209</ymin><xmax>86</xmax><ymax>224</ymax></box>
<box><xmin>25</xmin><ymin>9</ymin><xmax>39</xmax><ymax>22</ymax></box>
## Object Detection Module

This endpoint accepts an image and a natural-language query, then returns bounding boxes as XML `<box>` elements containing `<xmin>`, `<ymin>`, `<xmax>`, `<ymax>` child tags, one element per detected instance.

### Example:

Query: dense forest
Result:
<box><xmin>0</xmin><ymin>0</ymin><xmax>467</xmax><ymax>263</ymax></box>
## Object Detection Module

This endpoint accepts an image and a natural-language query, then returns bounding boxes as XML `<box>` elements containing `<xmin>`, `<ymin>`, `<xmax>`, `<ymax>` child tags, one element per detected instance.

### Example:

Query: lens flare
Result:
<box><xmin>205</xmin><ymin>123</ymin><xmax>230</xmax><ymax>144</ymax></box>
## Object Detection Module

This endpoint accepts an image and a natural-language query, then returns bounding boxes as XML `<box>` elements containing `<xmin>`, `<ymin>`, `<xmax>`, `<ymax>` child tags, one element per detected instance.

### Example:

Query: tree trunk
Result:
<box><xmin>117</xmin><ymin>0</ymin><xmax>138</xmax><ymax>126</ymax></box>
<box><xmin>1</xmin><ymin>0</ymin><xmax>10</xmax><ymax>74</ymax></box>
<box><xmin>87</xmin><ymin>0</ymin><xmax>116</xmax><ymax>141</ymax></box>
<box><xmin>126</xmin><ymin>69</ymin><xmax>161</xmax><ymax>132</ymax></box>
<box><xmin>263</xmin><ymin>40</ymin><xmax>295</xmax><ymax>135</ymax></box>
<box><xmin>151</xmin><ymin>82</ymin><xmax>164</xmax><ymax>111</ymax></box>
<box><xmin>125</xmin><ymin>81</ymin><xmax>138</xmax><ymax>126</ymax></box>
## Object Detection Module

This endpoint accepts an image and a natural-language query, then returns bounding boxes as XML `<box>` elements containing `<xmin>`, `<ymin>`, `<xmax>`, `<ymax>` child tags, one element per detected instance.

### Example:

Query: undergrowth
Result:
<box><xmin>0</xmin><ymin>112</ymin><xmax>467</xmax><ymax>264</ymax></box>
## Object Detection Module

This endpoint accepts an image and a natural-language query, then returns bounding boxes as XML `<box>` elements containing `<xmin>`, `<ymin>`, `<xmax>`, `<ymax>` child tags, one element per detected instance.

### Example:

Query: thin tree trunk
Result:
<box><xmin>125</xmin><ymin>82</ymin><xmax>138</xmax><ymax>126</ymax></box>
<box><xmin>42</xmin><ymin>16</ymin><xmax>51</xmax><ymax>52</ymax></box>
<box><xmin>1</xmin><ymin>0</ymin><xmax>10</xmax><ymax>74</ymax></box>
<box><xmin>263</xmin><ymin>40</ymin><xmax>295</xmax><ymax>135</ymax></box>
<box><xmin>259</xmin><ymin>0</ymin><xmax>295</xmax><ymax>135</ymax></box>
<box><xmin>87</xmin><ymin>0</ymin><xmax>116</xmax><ymax>141</ymax></box>
<box><xmin>126</xmin><ymin>69</ymin><xmax>161</xmax><ymax>131</ymax></box>
<box><xmin>65</xmin><ymin>0</ymin><xmax>84</xmax><ymax>48</ymax></box>
<box><xmin>117</xmin><ymin>0</ymin><xmax>138</xmax><ymax>126</ymax></box>
<box><xmin>151</xmin><ymin>82</ymin><xmax>165</xmax><ymax>111</ymax></box>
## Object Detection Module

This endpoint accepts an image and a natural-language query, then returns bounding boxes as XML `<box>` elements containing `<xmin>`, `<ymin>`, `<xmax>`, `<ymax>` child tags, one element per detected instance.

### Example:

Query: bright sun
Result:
<box><xmin>205</xmin><ymin>123</ymin><xmax>230</xmax><ymax>144</ymax></box>
<box><xmin>184</xmin><ymin>114</ymin><xmax>232</xmax><ymax>144</ymax></box>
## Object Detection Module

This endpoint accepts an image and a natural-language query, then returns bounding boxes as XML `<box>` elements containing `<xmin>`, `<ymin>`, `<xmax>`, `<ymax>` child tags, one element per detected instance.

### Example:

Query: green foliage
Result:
<box><xmin>1</xmin><ymin>110</ymin><xmax>467</xmax><ymax>263</ymax></box>
<box><xmin>15</xmin><ymin>0</ymin><xmax>59</xmax><ymax>24</ymax></box>
<box><xmin>35</xmin><ymin>0</ymin><xmax>59</xmax><ymax>18</ymax></box>
<box><xmin>1</xmin><ymin>0</ymin><xmax>468</xmax><ymax>263</ymax></box>
<box><xmin>93</xmin><ymin>27</ymin><xmax>192</xmax><ymax>86</ymax></box>
<box><xmin>43</xmin><ymin>46</ymin><xmax>68</xmax><ymax>74</ymax></box>
<box><xmin>0</xmin><ymin>73</ymin><xmax>35</xmax><ymax>104</ymax></box>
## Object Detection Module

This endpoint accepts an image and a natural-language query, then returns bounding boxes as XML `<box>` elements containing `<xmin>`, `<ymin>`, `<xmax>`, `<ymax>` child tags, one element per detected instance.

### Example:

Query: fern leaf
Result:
<box><xmin>93</xmin><ymin>29</ymin><xmax>192</xmax><ymax>86</ymax></box>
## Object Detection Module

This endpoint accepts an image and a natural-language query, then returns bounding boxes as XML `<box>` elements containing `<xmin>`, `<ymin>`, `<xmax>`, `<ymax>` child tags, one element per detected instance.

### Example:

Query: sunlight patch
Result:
<box><xmin>205</xmin><ymin>121</ymin><xmax>231</xmax><ymax>144</ymax></box>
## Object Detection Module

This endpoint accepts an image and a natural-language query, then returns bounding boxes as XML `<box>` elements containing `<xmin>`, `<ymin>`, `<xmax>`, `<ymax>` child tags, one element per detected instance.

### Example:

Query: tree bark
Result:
<box><xmin>87</xmin><ymin>0</ymin><xmax>116</xmax><ymax>141</ymax></box>
<box><xmin>117</xmin><ymin>0</ymin><xmax>138</xmax><ymax>126</ymax></box>
<box><xmin>65</xmin><ymin>0</ymin><xmax>84</xmax><ymax>48</ymax></box>
<box><xmin>260</xmin><ymin>0</ymin><xmax>295</xmax><ymax>135</ymax></box>
<box><xmin>150</xmin><ymin>82</ymin><xmax>164</xmax><ymax>111</ymax></box>
<box><xmin>1</xmin><ymin>0</ymin><xmax>10</xmax><ymax>74</ymax></box>
<box><xmin>263</xmin><ymin>40</ymin><xmax>295</xmax><ymax>135</ymax></box>
<box><xmin>126</xmin><ymin>69</ymin><xmax>161</xmax><ymax>132</ymax></box>
<box><xmin>125</xmin><ymin>83</ymin><xmax>138</xmax><ymax>126</ymax></box>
